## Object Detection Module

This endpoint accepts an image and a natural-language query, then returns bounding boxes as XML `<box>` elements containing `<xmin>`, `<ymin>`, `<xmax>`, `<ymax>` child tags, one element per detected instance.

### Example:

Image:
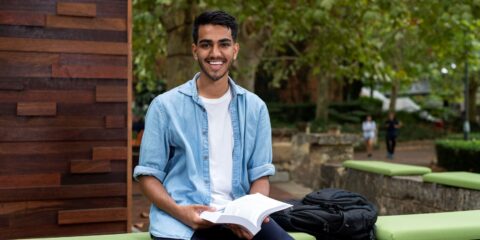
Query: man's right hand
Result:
<box><xmin>177</xmin><ymin>205</ymin><xmax>215</xmax><ymax>230</ymax></box>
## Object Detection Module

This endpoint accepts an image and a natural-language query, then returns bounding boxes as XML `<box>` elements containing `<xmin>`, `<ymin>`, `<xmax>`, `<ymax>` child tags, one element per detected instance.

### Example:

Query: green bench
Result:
<box><xmin>423</xmin><ymin>171</ymin><xmax>480</xmax><ymax>190</ymax></box>
<box><xmin>375</xmin><ymin>210</ymin><xmax>480</xmax><ymax>240</ymax></box>
<box><xmin>29</xmin><ymin>231</ymin><xmax>315</xmax><ymax>240</ymax></box>
<box><xmin>343</xmin><ymin>160</ymin><xmax>432</xmax><ymax>176</ymax></box>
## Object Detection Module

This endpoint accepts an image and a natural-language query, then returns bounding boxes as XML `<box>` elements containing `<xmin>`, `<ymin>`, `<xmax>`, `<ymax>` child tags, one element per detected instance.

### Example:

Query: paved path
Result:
<box><xmin>353</xmin><ymin>140</ymin><xmax>437</xmax><ymax>168</ymax></box>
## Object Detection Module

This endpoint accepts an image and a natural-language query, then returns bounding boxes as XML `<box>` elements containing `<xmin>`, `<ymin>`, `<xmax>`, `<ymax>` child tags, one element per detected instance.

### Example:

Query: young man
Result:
<box><xmin>133</xmin><ymin>11</ymin><xmax>292</xmax><ymax>240</ymax></box>
<box><xmin>385</xmin><ymin>112</ymin><xmax>401</xmax><ymax>159</ymax></box>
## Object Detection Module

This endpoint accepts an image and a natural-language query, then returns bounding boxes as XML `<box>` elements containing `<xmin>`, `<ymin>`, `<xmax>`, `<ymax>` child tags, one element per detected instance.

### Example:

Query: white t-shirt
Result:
<box><xmin>199</xmin><ymin>88</ymin><xmax>234</xmax><ymax>209</ymax></box>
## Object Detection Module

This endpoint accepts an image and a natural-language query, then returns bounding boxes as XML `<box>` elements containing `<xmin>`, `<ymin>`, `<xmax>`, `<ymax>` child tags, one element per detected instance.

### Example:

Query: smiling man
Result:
<box><xmin>133</xmin><ymin>11</ymin><xmax>292</xmax><ymax>240</ymax></box>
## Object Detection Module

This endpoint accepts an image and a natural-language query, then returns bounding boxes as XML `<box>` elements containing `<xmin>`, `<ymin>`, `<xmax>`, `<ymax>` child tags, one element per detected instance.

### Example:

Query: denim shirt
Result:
<box><xmin>133</xmin><ymin>73</ymin><xmax>275</xmax><ymax>239</ymax></box>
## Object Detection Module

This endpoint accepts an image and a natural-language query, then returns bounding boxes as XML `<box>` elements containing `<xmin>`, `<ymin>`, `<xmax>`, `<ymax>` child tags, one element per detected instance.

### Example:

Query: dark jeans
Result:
<box><xmin>151</xmin><ymin>220</ymin><xmax>293</xmax><ymax>240</ymax></box>
<box><xmin>386</xmin><ymin>135</ymin><xmax>397</xmax><ymax>154</ymax></box>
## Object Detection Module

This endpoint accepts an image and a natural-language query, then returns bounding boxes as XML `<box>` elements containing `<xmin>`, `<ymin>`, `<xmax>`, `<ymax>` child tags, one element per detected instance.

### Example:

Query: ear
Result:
<box><xmin>233</xmin><ymin>42</ymin><xmax>239</xmax><ymax>60</ymax></box>
<box><xmin>192</xmin><ymin>43</ymin><xmax>198</xmax><ymax>60</ymax></box>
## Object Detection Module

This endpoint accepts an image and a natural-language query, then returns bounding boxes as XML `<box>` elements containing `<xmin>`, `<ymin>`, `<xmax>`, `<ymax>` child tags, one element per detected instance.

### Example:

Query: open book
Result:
<box><xmin>200</xmin><ymin>193</ymin><xmax>292</xmax><ymax>236</ymax></box>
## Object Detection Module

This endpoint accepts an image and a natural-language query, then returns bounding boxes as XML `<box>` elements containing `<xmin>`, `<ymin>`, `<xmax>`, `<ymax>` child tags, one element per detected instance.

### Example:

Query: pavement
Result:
<box><xmin>131</xmin><ymin>140</ymin><xmax>438</xmax><ymax>232</ymax></box>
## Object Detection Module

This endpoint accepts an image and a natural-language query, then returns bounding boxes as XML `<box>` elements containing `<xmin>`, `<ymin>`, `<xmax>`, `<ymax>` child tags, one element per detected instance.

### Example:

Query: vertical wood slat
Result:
<box><xmin>92</xmin><ymin>147</ymin><xmax>127</xmax><ymax>160</ymax></box>
<box><xmin>57</xmin><ymin>2</ymin><xmax>96</xmax><ymax>18</ymax></box>
<box><xmin>58</xmin><ymin>207</ymin><xmax>127</xmax><ymax>225</ymax></box>
<box><xmin>70</xmin><ymin>160</ymin><xmax>111</xmax><ymax>174</ymax></box>
<box><xmin>46</xmin><ymin>15</ymin><xmax>126</xmax><ymax>31</ymax></box>
<box><xmin>0</xmin><ymin>173</ymin><xmax>60</xmax><ymax>188</ymax></box>
<box><xmin>0</xmin><ymin>11</ymin><xmax>45</xmax><ymax>26</ymax></box>
<box><xmin>105</xmin><ymin>115</ymin><xmax>126</xmax><ymax>128</ymax></box>
<box><xmin>126</xmin><ymin>0</ymin><xmax>133</xmax><ymax>232</ymax></box>
<box><xmin>96</xmin><ymin>86</ymin><xmax>128</xmax><ymax>102</ymax></box>
<box><xmin>17</xmin><ymin>102</ymin><xmax>57</xmax><ymax>116</ymax></box>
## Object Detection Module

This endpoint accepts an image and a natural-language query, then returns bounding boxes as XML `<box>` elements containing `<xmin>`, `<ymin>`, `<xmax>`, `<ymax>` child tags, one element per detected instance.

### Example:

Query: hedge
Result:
<box><xmin>435</xmin><ymin>140</ymin><xmax>480</xmax><ymax>172</ymax></box>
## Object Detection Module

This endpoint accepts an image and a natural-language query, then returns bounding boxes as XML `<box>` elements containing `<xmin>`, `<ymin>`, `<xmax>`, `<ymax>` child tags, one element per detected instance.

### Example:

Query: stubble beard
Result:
<box><xmin>197</xmin><ymin>58</ymin><xmax>232</xmax><ymax>82</ymax></box>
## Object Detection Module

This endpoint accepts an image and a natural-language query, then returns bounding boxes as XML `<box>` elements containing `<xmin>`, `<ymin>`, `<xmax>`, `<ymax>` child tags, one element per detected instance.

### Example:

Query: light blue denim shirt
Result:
<box><xmin>133</xmin><ymin>73</ymin><xmax>275</xmax><ymax>239</ymax></box>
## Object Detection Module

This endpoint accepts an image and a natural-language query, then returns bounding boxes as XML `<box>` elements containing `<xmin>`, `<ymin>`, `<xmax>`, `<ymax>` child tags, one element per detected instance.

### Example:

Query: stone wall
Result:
<box><xmin>321</xmin><ymin>163</ymin><xmax>480</xmax><ymax>215</ymax></box>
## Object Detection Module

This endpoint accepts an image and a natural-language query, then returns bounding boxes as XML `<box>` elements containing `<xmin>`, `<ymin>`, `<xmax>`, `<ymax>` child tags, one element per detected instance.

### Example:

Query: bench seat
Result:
<box><xmin>343</xmin><ymin>160</ymin><xmax>432</xmax><ymax>176</ymax></box>
<box><xmin>375</xmin><ymin>210</ymin><xmax>480</xmax><ymax>240</ymax></box>
<box><xmin>422</xmin><ymin>171</ymin><xmax>480</xmax><ymax>190</ymax></box>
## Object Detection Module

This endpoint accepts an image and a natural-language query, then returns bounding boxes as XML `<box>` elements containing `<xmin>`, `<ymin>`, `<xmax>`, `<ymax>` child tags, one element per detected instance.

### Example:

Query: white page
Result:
<box><xmin>200</xmin><ymin>193</ymin><xmax>292</xmax><ymax>235</ymax></box>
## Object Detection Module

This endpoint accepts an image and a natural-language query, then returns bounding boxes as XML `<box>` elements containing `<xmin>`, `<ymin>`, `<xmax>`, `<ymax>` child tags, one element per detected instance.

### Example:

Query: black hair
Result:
<box><xmin>192</xmin><ymin>10</ymin><xmax>238</xmax><ymax>44</ymax></box>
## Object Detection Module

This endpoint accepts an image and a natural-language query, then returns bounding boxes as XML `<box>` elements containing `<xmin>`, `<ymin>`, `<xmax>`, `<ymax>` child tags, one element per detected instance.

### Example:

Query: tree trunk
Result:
<box><xmin>314</xmin><ymin>73</ymin><xmax>329</xmax><ymax>122</ymax></box>
<box><xmin>160</xmin><ymin>3</ymin><xmax>199</xmax><ymax>89</ymax></box>
<box><xmin>389</xmin><ymin>79</ymin><xmax>399</xmax><ymax>113</ymax></box>
<box><xmin>232</xmin><ymin>20</ymin><xmax>268</xmax><ymax>91</ymax></box>
<box><xmin>468</xmin><ymin>73</ymin><xmax>478</xmax><ymax>124</ymax></box>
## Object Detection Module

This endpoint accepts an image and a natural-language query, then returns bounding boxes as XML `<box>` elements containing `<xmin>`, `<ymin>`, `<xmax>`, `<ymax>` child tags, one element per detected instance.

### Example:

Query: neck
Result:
<box><xmin>197</xmin><ymin>73</ymin><xmax>230</xmax><ymax>98</ymax></box>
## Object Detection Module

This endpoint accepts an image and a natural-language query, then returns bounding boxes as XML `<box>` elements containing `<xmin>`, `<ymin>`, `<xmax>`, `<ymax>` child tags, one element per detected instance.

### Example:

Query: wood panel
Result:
<box><xmin>58</xmin><ymin>103</ymin><xmax>127</xmax><ymax>116</ymax></box>
<box><xmin>0</xmin><ymin>0</ymin><xmax>131</xmax><ymax>237</ymax></box>
<box><xmin>0</xmin><ymin>25</ymin><xmax>126</xmax><ymax>42</ymax></box>
<box><xmin>62</xmin><ymin>171</ymin><xmax>126</xmax><ymax>185</ymax></box>
<box><xmin>2</xmin><ymin>77</ymin><xmax>127</xmax><ymax>90</ymax></box>
<box><xmin>57</xmin><ymin>2</ymin><xmax>96</xmax><ymax>17</ymax></box>
<box><xmin>0</xmin><ymin>90</ymin><xmax>95</xmax><ymax>103</ymax></box>
<box><xmin>17</xmin><ymin>102</ymin><xmax>57</xmax><ymax>116</ymax></box>
<box><xmin>46</xmin><ymin>15</ymin><xmax>126</xmax><ymax>31</ymax></box>
<box><xmin>0</xmin><ymin>116</ymin><xmax>105</xmax><ymax>128</ymax></box>
<box><xmin>0</xmin><ymin>128</ymin><xmax>126</xmax><ymax>142</ymax></box>
<box><xmin>60</xmin><ymin>54</ymin><xmax>127</xmax><ymax>66</ymax></box>
<box><xmin>0</xmin><ymin>37</ymin><xmax>128</xmax><ymax>55</ymax></box>
<box><xmin>105</xmin><ymin>115</ymin><xmax>126</xmax><ymax>128</ymax></box>
<box><xmin>0</xmin><ymin>141</ymin><xmax>125</xmax><ymax>156</ymax></box>
<box><xmin>70</xmin><ymin>160</ymin><xmax>111</xmax><ymax>174</ymax></box>
<box><xmin>0</xmin><ymin>198</ymin><xmax>126</xmax><ymax>215</ymax></box>
<box><xmin>58</xmin><ymin>207</ymin><xmax>127</xmax><ymax>225</ymax></box>
<box><xmin>0</xmin><ymin>81</ymin><xmax>24</xmax><ymax>91</ymax></box>
<box><xmin>92</xmin><ymin>147</ymin><xmax>128</xmax><ymax>160</ymax></box>
<box><xmin>1</xmin><ymin>222</ymin><xmax>126</xmax><ymax>239</ymax></box>
<box><xmin>0</xmin><ymin>0</ymin><xmax>56</xmax><ymax>14</ymax></box>
<box><xmin>96</xmin><ymin>86</ymin><xmax>128</xmax><ymax>102</ymax></box>
<box><xmin>0</xmin><ymin>51</ymin><xmax>59</xmax><ymax>65</ymax></box>
<box><xmin>52</xmin><ymin>64</ymin><xmax>128</xmax><ymax>79</ymax></box>
<box><xmin>0</xmin><ymin>11</ymin><xmax>45</xmax><ymax>26</ymax></box>
<box><xmin>0</xmin><ymin>173</ymin><xmax>60</xmax><ymax>188</ymax></box>
<box><xmin>0</xmin><ymin>64</ymin><xmax>51</xmax><ymax>78</ymax></box>
<box><xmin>0</xmin><ymin>183</ymin><xmax>126</xmax><ymax>202</ymax></box>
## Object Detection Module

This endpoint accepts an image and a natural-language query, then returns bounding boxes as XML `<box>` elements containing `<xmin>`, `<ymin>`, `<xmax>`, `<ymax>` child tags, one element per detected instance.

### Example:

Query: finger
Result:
<box><xmin>263</xmin><ymin>216</ymin><xmax>270</xmax><ymax>223</ymax></box>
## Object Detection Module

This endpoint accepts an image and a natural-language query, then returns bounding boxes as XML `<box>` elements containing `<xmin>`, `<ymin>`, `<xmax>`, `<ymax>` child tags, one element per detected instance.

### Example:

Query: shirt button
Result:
<box><xmin>203</xmin><ymin>156</ymin><xmax>208</xmax><ymax>160</ymax></box>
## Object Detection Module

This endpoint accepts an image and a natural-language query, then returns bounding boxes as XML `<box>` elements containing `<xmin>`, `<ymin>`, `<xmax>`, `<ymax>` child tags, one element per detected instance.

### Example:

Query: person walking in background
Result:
<box><xmin>385</xmin><ymin>112</ymin><xmax>401</xmax><ymax>159</ymax></box>
<box><xmin>362</xmin><ymin>115</ymin><xmax>376</xmax><ymax>158</ymax></box>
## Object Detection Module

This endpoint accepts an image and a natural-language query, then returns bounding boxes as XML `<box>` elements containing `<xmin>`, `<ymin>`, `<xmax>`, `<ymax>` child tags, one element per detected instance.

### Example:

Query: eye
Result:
<box><xmin>220</xmin><ymin>42</ymin><xmax>231</xmax><ymax>48</ymax></box>
<box><xmin>200</xmin><ymin>43</ymin><xmax>211</xmax><ymax>49</ymax></box>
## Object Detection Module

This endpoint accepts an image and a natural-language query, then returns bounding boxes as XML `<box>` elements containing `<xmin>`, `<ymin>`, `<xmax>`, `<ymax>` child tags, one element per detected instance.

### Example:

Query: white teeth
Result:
<box><xmin>209</xmin><ymin>61</ymin><xmax>223</xmax><ymax>65</ymax></box>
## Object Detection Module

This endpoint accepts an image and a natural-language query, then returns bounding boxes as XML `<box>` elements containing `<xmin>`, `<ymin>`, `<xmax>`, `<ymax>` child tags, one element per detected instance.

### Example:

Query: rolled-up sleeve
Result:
<box><xmin>133</xmin><ymin>97</ymin><xmax>170</xmax><ymax>182</ymax></box>
<box><xmin>248</xmin><ymin>103</ymin><xmax>275</xmax><ymax>181</ymax></box>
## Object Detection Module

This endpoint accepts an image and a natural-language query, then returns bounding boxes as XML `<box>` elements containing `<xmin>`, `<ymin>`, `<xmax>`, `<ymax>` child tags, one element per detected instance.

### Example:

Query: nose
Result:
<box><xmin>210</xmin><ymin>44</ymin><xmax>221</xmax><ymax>58</ymax></box>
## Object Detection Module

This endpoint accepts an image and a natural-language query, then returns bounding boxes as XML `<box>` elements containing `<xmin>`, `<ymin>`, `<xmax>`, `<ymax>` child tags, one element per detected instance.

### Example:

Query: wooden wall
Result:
<box><xmin>0</xmin><ymin>0</ymin><xmax>132</xmax><ymax>238</ymax></box>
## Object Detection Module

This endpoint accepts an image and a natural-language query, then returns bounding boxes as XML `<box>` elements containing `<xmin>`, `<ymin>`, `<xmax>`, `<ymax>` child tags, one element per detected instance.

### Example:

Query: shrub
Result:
<box><xmin>435</xmin><ymin>140</ymin><xmax>480</xmax><ymax>172</ymax></box>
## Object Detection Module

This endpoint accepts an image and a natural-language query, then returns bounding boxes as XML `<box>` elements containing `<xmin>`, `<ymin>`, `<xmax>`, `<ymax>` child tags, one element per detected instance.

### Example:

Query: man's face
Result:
<box><xmin>192</xmin><ymin>24</ymin><xmax>239</xmax><ymax>82</ymax></box>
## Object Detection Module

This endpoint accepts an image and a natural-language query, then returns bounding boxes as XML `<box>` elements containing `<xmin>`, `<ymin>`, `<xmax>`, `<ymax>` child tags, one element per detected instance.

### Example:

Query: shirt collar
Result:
<box><xmin>178</xmin><ymin>72</ymin><xmax>246</xmax><ymax>99</ymax></box>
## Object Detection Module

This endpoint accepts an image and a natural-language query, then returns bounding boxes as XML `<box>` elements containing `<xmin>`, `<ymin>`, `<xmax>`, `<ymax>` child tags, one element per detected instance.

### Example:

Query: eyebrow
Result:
<box><xmin>198</xmin><ymin>38</ymin><xmax>233</xmax><ymax>44</ymax></box>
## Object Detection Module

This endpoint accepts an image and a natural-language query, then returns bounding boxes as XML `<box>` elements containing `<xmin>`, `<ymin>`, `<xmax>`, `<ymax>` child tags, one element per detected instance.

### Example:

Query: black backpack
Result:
<box><xmin>271</xmin><ymin>188</ymin><xmax>378</xmax><ymax>240</ymax></box>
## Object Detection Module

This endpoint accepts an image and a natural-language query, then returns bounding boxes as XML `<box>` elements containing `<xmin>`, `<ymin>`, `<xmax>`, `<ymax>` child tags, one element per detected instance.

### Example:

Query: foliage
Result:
<box><xmin>133</xmin><ymin>0</ymin><xmax>480</xmax><ymax>124</ymax></box>
<box><xmin>435</xmin><ymin>139</ymin><xmax>480</xmax><ymax>172</ymax></box>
